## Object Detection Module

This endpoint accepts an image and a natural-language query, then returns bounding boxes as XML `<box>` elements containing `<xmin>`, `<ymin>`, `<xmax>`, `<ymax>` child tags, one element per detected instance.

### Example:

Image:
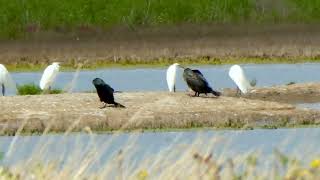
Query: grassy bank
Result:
<box><xmin>1</xmin><ymin>0</ymin><xmax>320</xmax><ymax>39</ymax></box>
<box><xmin>10</xmin><ymin>125</ymin><xmax>320</xmax><ymax>136</ymax></box>
<box><xmin>5</xmin><ymin>57</ymin><xmax>320</xmax><ymax>72</ymax></box>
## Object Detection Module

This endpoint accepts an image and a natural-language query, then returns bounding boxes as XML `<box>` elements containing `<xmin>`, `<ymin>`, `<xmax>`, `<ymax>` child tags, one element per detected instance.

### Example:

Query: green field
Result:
<box><xmin>1</xmin><ymin>0</ymin><xmax>320</xmax><ymax>39</ymax></box>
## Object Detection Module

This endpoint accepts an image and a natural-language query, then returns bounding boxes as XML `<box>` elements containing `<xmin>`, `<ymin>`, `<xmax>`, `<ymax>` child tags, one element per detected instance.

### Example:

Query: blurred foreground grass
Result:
<box><xmin>0</xmin><ymin>149</ymin><xmax>319</xmax><ymax>179</ymax></box>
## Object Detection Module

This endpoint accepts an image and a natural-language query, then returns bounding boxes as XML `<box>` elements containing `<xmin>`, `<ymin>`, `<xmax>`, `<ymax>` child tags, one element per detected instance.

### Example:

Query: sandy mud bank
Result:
<box><xmin>1</xmin><ymin>91</ymin><xmax>320</xmax><ymax>134</ymax></box>
<box><xmin>223</xmin><ymin>82</ymin><xmax>320</xmax><ymax>103</ymax></box>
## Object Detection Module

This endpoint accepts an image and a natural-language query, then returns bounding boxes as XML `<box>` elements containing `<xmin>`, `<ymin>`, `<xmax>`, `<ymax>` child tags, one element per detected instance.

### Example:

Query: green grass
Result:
<box><xmin>1</xmin><ymin>0</ymin><xmax>320</xmax><ymax>39</ymax></box>
<box><xmin>6</xmin><ymin>56</ymin><xmax>320</xmax><ymax>72</ymax></box>
<box><xmin>17</xmin><ymin>84</ymin><xmax>42</xmax><ymax>95</ymax></box>
<box><xmin>49</xmin><ymin>89</ymin><xmax>63</xmax><ymax>94</ymax></box>
<box><xmin>17</xmin><ymin>83</ymin><xmax>63</xmax><ymax>95</ymax></box>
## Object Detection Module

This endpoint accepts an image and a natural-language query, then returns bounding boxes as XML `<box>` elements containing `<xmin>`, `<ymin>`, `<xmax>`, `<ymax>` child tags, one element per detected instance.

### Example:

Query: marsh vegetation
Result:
<box><xmin>2</xmin><ymin>0</ymin><xmax>320</xmax><ymax>39</ymax></box>
<box><xmin>17</xmin><ymin>84</ymin><xmax>62</xmax><ymax>95</ymax></box>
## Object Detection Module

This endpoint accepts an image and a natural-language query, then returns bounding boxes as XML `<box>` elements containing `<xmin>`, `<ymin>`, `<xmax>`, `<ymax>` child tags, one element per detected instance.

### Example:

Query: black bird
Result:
<box><xmin>182</xmin><ymin>68</ymin><xmax>221</xmax><ymax>97</ymax></box>
<box><xmin>92</xmin><ymin>78</ymin><xmax>125</xmax><ymax>108</ymax></box>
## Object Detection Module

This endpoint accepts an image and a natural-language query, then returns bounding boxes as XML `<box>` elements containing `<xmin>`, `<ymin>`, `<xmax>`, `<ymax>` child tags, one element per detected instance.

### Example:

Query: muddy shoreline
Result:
<box><xmin>2</xmin><ymin>24</ymin><xmax>320</xmax><ymax>68</ymax></box>
<box><xmin>1</xmin><ymin>83</ymin><xmax>320</xmax><ymax>135</ymax></box>
<box><xmin>224</xmin><ymin>82</ymin><xmax>320</xmax><ymax>104</ymax></box>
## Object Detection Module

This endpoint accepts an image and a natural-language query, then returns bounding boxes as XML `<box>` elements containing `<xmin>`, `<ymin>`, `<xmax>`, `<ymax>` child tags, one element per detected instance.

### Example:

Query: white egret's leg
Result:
<box><xmin>1</xmin><ymin>84</ymin><xmax>4</xmax><ymax>96</ymax></box>
<box><xmin>236</xmin><ymin>87</ymin><xmax>241</xmax><ymax>96</ymax></box>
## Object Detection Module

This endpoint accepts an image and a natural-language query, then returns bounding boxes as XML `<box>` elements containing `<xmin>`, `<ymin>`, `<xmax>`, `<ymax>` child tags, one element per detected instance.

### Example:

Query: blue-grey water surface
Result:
<box><xmin>297</xmin><ymin>103</ymin><xmax>320</xmax><ymax>110</ymax></box>
<box><xmin>1</xmin><ymin>128</ymin><xmax>319</xmax><ymax>171</ymax></box>
<box><xmin>10</xmin><ymin>63</ymin><xmax>320</xmax><ymax>92</ymax></box>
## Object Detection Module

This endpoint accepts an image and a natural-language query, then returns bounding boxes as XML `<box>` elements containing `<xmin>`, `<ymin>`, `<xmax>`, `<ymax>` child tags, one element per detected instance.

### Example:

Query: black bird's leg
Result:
<box><xmin>1</xmin><ymin>84</ymin><xmax>5</xmax><ymax>96</ymax></box>
<box><xmin>194</xmin><ymin>92</ymin><xmax>200</xmax><ymax>97</ymax></box>
<box><xmin>192</xmin><ymin>92</ymin><xmax>200</xmax><ymax>97</ymax></box>
<box><xmin>99</xmin><ymin>102</ymin><xmax>107</xmax><ymax>109</ymax></box>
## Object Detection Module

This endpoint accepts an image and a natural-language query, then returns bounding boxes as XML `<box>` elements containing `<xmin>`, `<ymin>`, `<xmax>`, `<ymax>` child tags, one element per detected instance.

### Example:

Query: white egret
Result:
<box><xmin>39</xmin><ymin>62</ymin><xmax>60</xmax><ymax>90</ymax></box>
<box><xmin>0</xmin><ymin>64</ymin><xmax>16</xmax><ymax>96</ymax></box>
<box><xmin>228</xmin><ymin>65</ymin><xmax>252</xmax><ymax>94</ymax></box>
<box><xmin>166</xmin><ymin>63</ymin><xmax>180</xmax><ymax>92</ymax></box>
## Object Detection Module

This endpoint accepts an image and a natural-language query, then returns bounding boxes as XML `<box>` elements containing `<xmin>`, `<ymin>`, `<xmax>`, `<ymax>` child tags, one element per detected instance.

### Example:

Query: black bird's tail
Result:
<box><xmin>211</xmin><ymin>90</ymin><xmax>221</xmax><ymax>97</ymax></box>
<box><xmin>115</xmin><ymin>102</ymin><xmax>126</xmax><ymax>108</ymax></box>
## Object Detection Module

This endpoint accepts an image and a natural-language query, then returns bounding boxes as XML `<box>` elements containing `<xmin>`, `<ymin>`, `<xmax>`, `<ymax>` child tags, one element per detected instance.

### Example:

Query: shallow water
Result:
<box><xmin>10</xmin><ymin>63</ymin><xmax>320</xmax><ymax>92</ymax></box>
<box><xmin>1</xmin><ymin>128</ymin><xmax>319</xmax><ymax>171</ymax></box>
<box><xmin>297</xmin><ymin>103</ymin><xmax>320</xmax><ymax>110</ymax></box>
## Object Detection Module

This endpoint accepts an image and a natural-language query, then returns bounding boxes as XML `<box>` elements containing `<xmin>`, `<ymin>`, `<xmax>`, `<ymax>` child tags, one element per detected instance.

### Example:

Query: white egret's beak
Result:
<box><xmin>177</xmin><ymin>64</ymin><xmax>185</xmax><ymax>69</ymax></box>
